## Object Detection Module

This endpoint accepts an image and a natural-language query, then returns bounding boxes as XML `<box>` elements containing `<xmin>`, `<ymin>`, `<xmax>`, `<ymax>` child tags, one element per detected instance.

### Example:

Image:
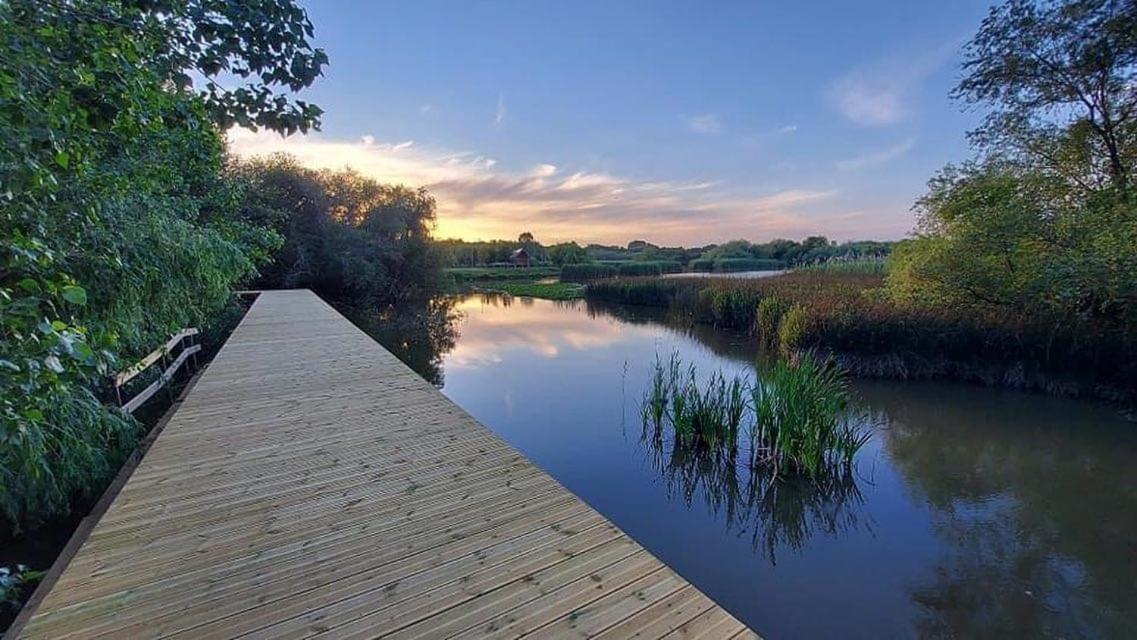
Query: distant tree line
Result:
<box><xmin>439</xmin><ymin>235</ymin><xmax>893</xmax><ymax>269</ymax></box>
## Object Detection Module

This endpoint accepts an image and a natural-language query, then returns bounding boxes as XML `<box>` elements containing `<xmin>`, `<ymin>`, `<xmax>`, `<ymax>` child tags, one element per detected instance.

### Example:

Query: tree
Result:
<box><xmin>231</xmin><ymin>156</ymin><xmax>442</xmax><ymax>307</ymax></box>
<box><xmin>548</xmin><ymin>242</ymin><xmax>588</xmax><ymax>266</ymax></box>
<box><xmin>890</xmin><ymin>0</ymin><xmax>1137</xmax><ymax>323</ymax></box>
<box><xmin>956</xmin><ymin>0</ymin><xmax>1137</xmax><ymax>191</ymax></box>
<box><xmin>0</xmin><ymin>0</ymin><xmax>324</xmax><ymax>530</ymax></box>
<box><xmin>518</xmin><ymin>231</ymin><xmax>535</xmax><ymax>244</ymax></box>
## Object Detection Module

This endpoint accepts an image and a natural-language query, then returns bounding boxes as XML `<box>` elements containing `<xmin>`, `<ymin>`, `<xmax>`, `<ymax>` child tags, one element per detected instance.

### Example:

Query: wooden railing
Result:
<box><xmin>114</xmin><ymin>328</ymin><xmax>201</xmax><ymax>413</ymax></box>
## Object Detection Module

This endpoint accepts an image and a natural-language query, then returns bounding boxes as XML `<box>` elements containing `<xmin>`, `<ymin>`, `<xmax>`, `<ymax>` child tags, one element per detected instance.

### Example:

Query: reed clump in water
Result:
<box><xmin>752</xmin><ymin>355</ymin><xmax>871</xmax><ymax>476</ymax></box>
<box><xmin>640</xmin><ymin>353</ymin><xmax>869</xmax><ymax>478</ymax></box>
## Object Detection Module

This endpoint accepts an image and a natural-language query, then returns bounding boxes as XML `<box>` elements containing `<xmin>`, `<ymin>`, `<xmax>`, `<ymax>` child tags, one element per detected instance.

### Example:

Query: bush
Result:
<box><xmin>756</xmin><ymin>296</ymin><xmax>789</xmax><ymax>345</ymax></box>
<box><xmin>690</xmin><ymin>259</ymin><xmax>715</xmax><ymax>272</ymax></box>
<box><xmin>562</xmin><ymin>263</ymin><xmax>619</xmax><ymax>282</ymax></box>
<box><xmin>777</xmin><ymin>303</ymin><xmax>810</xmax><ymax>354</ymax></box>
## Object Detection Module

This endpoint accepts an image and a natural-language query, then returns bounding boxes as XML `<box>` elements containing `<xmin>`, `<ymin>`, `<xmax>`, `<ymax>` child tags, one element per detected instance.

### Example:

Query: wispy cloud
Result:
<box><xmin>419</xmin><ymin>104</ymin><xmax>433</xmax><ymax>115</ymax></box>
<box><xmin>494</xmin><ymin>93</ymin><xmax>507</xmax><ymax>128</ymax></box>
<box><xmin>685</xmin><ymin>113</ymin><xmax>722</xmax><ymax>135</ymax></box>
<box><xmin>836</xmin><ymin>137</ymin><xmax>916</xmax><ymax>171</ymax></box>
<box><xmin>775</xmin><ymin>124</ymin><xmax>798</xmax><ymax>135</ymax></box>
<box><xmin>830</xmin><ymin>41</ymin><xmax>959</xmax><ymax>126</ymax></box>
<box><xmin>228</xmin><ymin>129</ymin><xmax>891</xmax><ymax>244</ymax></box>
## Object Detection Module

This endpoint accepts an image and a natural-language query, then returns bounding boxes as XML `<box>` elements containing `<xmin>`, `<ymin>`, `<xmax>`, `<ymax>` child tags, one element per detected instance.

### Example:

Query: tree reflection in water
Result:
<box><xmin>342</xmin><ymin>296</ymin><xmax>461</xmax><ymax>387</ymax></box>
<box><xmin>639</xmin><ymin>426</ymin><xmax>872</xmax><ymax>565</ymax></box>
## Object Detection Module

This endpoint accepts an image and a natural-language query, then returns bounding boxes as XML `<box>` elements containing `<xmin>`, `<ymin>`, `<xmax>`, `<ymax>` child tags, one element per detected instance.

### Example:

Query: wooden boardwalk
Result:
<box><xmin>18</xmin><ymin>290</ymin><xmax>755</xmax><ymax>639</ymax></box>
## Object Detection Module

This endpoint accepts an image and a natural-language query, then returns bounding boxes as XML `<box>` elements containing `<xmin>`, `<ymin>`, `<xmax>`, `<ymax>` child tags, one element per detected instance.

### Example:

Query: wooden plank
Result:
<box><xmin>17</xmin><ymin>290</ymin><xmax>755</xmax><ymax>640</ymax></box>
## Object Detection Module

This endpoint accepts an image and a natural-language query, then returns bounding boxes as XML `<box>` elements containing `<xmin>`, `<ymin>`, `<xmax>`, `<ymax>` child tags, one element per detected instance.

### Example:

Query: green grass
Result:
<box><xmin>446</xmin><ymin>266</ymin><xmax>560</xmax><ymax>281</ymax></box>
<box><xmin>477</xmin><ymin>281</ymin><xmax>585</xmax><ymax>300</ymax></box>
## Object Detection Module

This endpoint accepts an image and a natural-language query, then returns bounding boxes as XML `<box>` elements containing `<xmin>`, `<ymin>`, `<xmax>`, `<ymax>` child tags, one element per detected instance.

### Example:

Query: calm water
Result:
<box><xmin>374</xmin><ymin>294</ymin><xmax>1137</xmax><ymax>639</ymax></box>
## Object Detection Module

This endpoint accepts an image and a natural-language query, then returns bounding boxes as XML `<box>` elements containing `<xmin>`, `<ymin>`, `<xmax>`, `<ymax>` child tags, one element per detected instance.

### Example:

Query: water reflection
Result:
<box><xmin>396</xmin><ymin>293</ymin><xmax>1137</xmax><ymax>638</ymax></box>
<box><xmin>638</xmin><ymin>429</ymin><xmax>872</xmax><ymax>565</ymax></box>
<box><xmin>861</xmin><ymin>382</ymin><xmax>1137</xmax><ymax>639</ymax></box>
<box><xmin>345</xmin><ymin>296</ymin><xmax>460</xmax><ymax>386</ymax></box>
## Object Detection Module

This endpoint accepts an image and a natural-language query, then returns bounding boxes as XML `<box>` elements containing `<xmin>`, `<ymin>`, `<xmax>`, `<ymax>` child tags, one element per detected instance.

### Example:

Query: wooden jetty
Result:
<box><xmin>16</xmin><ymin>290</ymin><xmax>756</xmax><ymax>639</ymax></box>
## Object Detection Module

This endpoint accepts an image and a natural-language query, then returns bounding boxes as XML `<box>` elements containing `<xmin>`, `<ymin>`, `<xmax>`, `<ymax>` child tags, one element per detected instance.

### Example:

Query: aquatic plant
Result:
<box><xmin>561</xmin><ymin>263</ymin><xmax>619</xmax><ymax>282</ymax></box>
<box><xmin>795</xmin><ymin>258</ymin><xmax>887</xmax><ymax>275</ymax></box>
<box><xmin>641</xmin><ymin>355</ymin><xmax>748</xmax><ymax>453</ymax></box>
<box><xmin>617</xmin><ymin>261</ymin><xmax>683</xmax><ymax>277</ymax></box>
<box><xmin>591</xmin><ymin>272</ymin><xmax>1137</xmax><ymax>401</ymax></box>
<box><xmin>640</xmin><ymin>353</ymin><xmax>869</xmax><ymax>478</ymax></box>
<box><xmin>752</xmin><ymin>355</ymin><xmax>871</xmax><ymax>475</ymax></box>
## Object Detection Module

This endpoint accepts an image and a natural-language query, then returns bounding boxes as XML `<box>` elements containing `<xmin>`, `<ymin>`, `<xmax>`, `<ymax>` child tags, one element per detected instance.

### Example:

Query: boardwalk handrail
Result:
<box><xmin>114</xmin><ymin>328</ymin><xmax>200</xmax><ymax>413</ymax></box>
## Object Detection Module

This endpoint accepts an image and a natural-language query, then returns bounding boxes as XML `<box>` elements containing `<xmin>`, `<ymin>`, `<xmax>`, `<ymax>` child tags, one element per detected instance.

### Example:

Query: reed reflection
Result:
<box><xmin>638</xmin><ymin>424</ymin><xmax>872</xmax><ymax>565</ymax></box>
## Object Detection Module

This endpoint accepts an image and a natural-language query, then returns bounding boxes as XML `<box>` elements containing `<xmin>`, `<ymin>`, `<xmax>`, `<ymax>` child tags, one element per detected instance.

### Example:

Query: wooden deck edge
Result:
<box><xmin>5</xmin><ymin>368</ymin><xmax>208</xmax><ymax>640</ymax></box>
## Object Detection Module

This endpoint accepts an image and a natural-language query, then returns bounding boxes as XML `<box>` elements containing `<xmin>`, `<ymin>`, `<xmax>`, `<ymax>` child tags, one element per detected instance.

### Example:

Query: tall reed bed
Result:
<box><xmin>641</xmin><ymin>353</ymin><xmax>869</xmax><ymax>478</ymax></box>
<box><xmin>591</xmin><ymin>272</ymin><xmax>1137</xmax><ymax>400</ymax></box>
<box><xmin>561</xmin><ymin>263</ymin><xmax>619</xmax><ymax>282</ymax></box>
<box><xmin>795</xmin><ymin>258</ymin><xmax>887</xmax><ymax>275</ymax></box>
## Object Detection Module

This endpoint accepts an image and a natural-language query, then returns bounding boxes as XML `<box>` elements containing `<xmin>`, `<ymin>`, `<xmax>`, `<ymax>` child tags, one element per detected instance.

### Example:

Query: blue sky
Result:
<box><xmin>231</xmin><ymin>0</ymin><xmax>996</xmax><ymax>244</ymax></box>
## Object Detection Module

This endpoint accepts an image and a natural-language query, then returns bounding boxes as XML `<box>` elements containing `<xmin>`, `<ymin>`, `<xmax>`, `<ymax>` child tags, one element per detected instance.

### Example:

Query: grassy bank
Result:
<box><xmin>589</xmin><ymin>273</ymin><xmax>1137</xmax><ymax>402</ymax></box>
<box><xmin>476</xmin><ymin>281</ymin><xmax>585</xmax><ymax>300</ymax></box>
<box><xmin>446</xmin><ymin>266</ymin><xmax>560</xmax><ymax>282</ymax></box>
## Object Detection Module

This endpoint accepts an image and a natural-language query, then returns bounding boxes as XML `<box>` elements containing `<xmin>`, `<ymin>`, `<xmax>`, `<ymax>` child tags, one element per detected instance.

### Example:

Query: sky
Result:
<box><xmin>228</xmin><ymin>0</ymin><xmax>997</xmax><ymax>246</ymax></box>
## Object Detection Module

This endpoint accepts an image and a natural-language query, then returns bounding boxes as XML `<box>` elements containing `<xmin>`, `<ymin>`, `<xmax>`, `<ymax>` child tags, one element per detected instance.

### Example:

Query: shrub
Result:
<box><xmin>756</xmin><ymin>296</ymin><xmax>789</xmax><ymax>345</ymax></box>
<box><xmin>690</xmin><ymin>259</ymin><xmax>715</xmax><ymax>272</ymax></box>
<box><xmin>562</xmin><ymin>263</ymin><xmax>619</xmax><ymax>282</ymax></box>
<box><xmin>777</xmin><ymin>303</ymin><xmax>811</xmax><ymax>354</ymax></box>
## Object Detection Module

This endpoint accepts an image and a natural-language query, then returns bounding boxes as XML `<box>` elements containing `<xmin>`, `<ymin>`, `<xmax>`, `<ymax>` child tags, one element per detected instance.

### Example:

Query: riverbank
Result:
<box><xmin>586</xmin><ymin>273</ymin><xmax>1137</xmax><ymax>406</ymax></box>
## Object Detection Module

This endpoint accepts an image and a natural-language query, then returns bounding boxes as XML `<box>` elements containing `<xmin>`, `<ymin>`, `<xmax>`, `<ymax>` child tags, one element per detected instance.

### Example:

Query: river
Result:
<box><xmin>368</xmin><ymin>293</ymin><xmax>1137</xmax><ymax>639</ymax></box>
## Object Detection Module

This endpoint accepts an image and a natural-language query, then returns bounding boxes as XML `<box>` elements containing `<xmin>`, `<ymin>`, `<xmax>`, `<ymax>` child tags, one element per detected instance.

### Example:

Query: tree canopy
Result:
<box><xmin>890</xmin><ymin>0</ymin><xmax>1137</xmax><ymax>325</ymax></box>
<box><xmin>0</xmin><ymin>0</ymin><xmax>324</xmax><ymax>530</ymax></box>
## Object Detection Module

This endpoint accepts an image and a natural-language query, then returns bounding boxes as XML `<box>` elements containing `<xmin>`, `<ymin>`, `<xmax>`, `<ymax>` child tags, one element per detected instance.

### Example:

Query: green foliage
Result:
<box><xmin>561</xmin><ymin>263</ymin><xmax>619</xmax><ymax>282</ymax></box>
<box><xmin>477</xmin><ymin>281</ymin><xmax>585</xmax><ymax>300</ymax></box>
<box><xmin>617</xmin><ymin>261</ymin><xmax>682</xmax><ymax>276</ymax></box>
<box><xmin>1</xmin><ymin>565</ymin><xmax>44</xmax><ymax>611</ymax></box>
<box><xmin>641</xmin><ymin>353</ymin><xmax>867</xmax><ymax>478</ymax></box>
<box><xmin>641</xmin><ymin>355</ymin><xmax>747</xmax><ymax>453</ymax></box>
<box><xmin>755</xmin><ymin>295</ymin><xmax>789</xmax><ymax>345</ymax></box>
<box><xmin>0</xmin><ymin>0</ymin><xmax>320</xmax><ymax>531</ymax></box>
<box><xmin>752</xmin><ymin>355</ymin><xmax>870</xmax><ymax>476</ymax></box>
<box><xmin>796</xmin><ymin>258</ymin><xmax>888</xmax><ymax>275</ymax></box>
<box><xmin>446</xmin><ymin>266</ymin><xmax>560</xmax><ymax>282</ymax></box>
<box><xmin>231</xmin><ymin>155</ymin><xmax>442</xmax><ymax>307</ymax></box>
<box><xmin>590</xmin><ymin>272</ymin><xmax>1137</xmax><ymax>399</ymax></box>
<box><xmin>437</xmin><ymin>238</ymin><xmax>549</xmax><ymax>266</ymax></box>
<box><xmin>955</xmin><ymin>0</ymin><xmax>1136</xmax><ymax>191</ymax></box>
<box><xmin>777</xmin><ymin>303</ymin><xmax>810</xmax><ymax>354</ymax></box>
<box><xmin>547</xmin><ymin>242</ymin><xmax>588</xmax><ymax>266</ymax></box>
<box><xmin>696</xmin><ymin>238</ymin><xmax>890</xmax><ymax>268</ymax></box>
<box><xmin>892</xmin><ymin>0</ymin><xmax>1137</xmax><ymax>329</ymax></box>
<box><xmin>712</xmin><ymin>258</ymin><xmax>784</xmax><ymax>272</ymax></box>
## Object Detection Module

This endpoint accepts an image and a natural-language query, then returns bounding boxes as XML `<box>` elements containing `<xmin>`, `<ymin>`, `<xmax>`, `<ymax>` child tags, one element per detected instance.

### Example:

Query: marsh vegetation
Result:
<box><xmin>641</xmin><ymin>353</ymin><xmax>870</xmax><ymax>479</ymax></box>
